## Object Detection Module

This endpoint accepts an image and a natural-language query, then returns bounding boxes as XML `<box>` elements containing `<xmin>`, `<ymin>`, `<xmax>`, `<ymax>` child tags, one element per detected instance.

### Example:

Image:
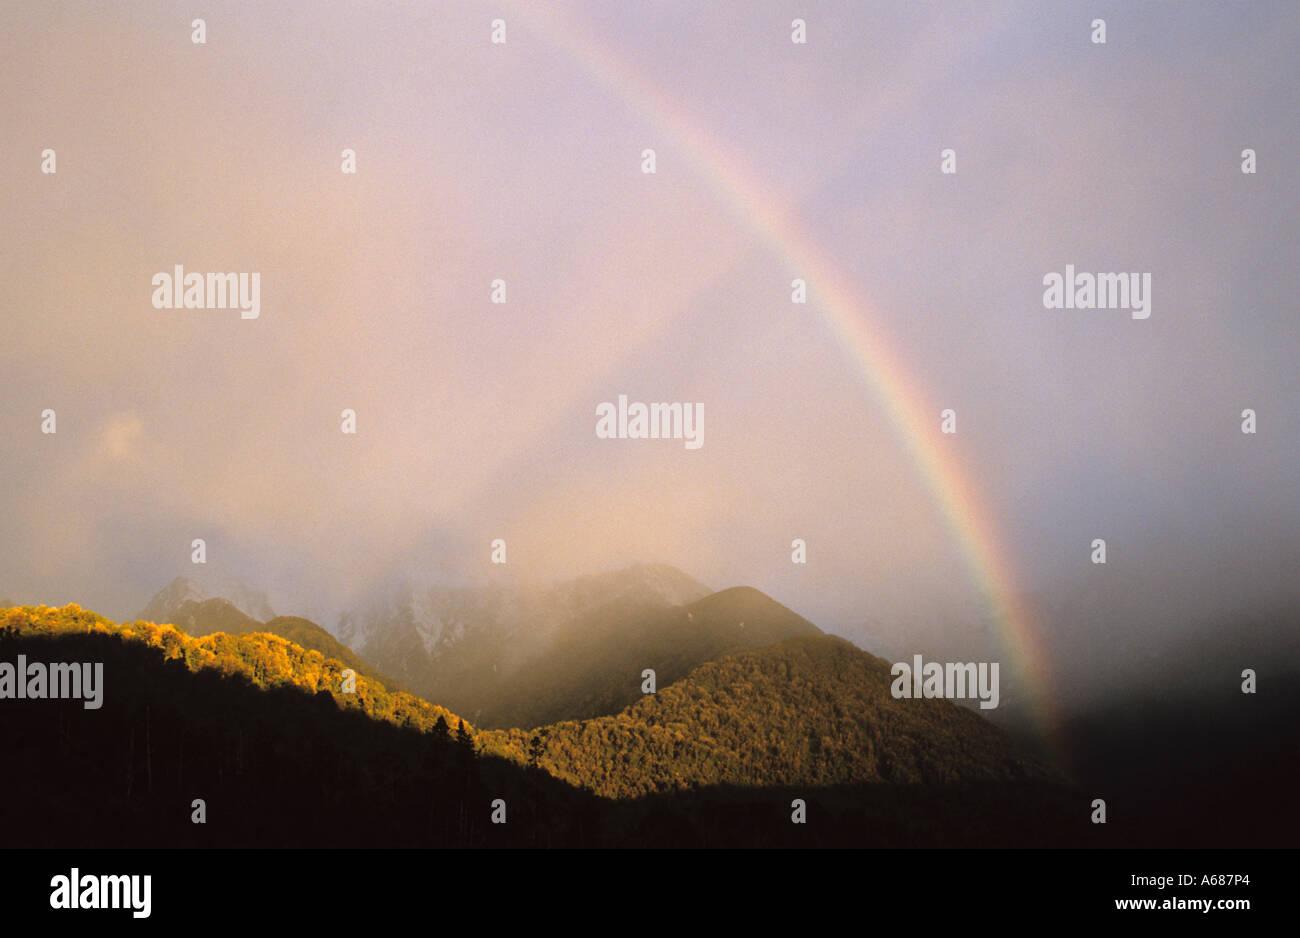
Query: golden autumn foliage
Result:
<box><xmin>0</xmin><ymin>603</ymin><xmax>470</xmax><ymax>738</ymax></box>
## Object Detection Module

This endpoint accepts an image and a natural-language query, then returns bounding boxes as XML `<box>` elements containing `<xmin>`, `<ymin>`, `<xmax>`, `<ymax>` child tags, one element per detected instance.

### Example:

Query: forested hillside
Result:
<box><xmin>0</xmin><ymin>604</ymin><xmax>587</xmax><ymax>846</ymax></box>
<box><xmin>135</xmin><ymin>591</ymin><xmax>405</xmax><ymax>692</ymax></box>
<box><xmin>2</xmin><ymin>604</ymin><xmax>451</xmax><ymax>736</ymax></box>
<box><xmin>481</xmin><ymin>634</ymin><xmax>1052</xmax><ymax>798</ymax></box>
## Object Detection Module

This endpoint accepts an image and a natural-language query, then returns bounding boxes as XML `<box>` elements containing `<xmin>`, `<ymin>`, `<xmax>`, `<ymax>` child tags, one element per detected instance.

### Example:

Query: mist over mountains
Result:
<box><xmin>131</xmin><ymin>556</ymin><xmax>1300</xmax><ymax>740</ymax></box>
<box><xmin>140</xmin><ymin>563</ymin><xmax>814</xmax><ymax>727</ymax></box>
<box><xmin>134</xmin><ymin>563</ymin><xmax>1053</xmax><ymax>737</ymax></box>
<box><xmin>138</xmin><ymin>575</ymin><xmax>277</xmax><ymax>625</ymax></box>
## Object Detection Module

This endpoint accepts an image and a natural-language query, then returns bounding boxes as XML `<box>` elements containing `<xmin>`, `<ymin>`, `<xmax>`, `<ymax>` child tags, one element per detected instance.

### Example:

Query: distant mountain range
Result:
<box><xmin>477</xmin><ymin>585</ymin><xmax>823</xmax><ymax>729</ymax></box>
<box><xmin>138</xmin><ymin>575</ymin><xmax>275</xmax><ymax>623</ymax></box>
<box><xmin>333</xmin><ymin>563</ymin><xmax>715</xmax><ymax>723</ymax></box>
<box><xmin>130</xmin><ymin>566</ymin><xmax>1008</xmax><ymax>736</ymax></box>
<box><xmin>130</xmin><ymin>565</ymin><xmax>1060</xmax><ymax>789</ymax></box>
<box><xmin>136</xmin><ymin>579</ymin><xmax>401</xmax><ymax>692</ymax></box>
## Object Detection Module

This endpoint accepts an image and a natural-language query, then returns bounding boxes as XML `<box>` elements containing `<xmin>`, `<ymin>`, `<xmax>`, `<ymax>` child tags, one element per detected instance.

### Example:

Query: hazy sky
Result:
<box><xmin>2</xmin><ymin>1</ymin><xmax>1296</xmax><ymax>708</ymax></box>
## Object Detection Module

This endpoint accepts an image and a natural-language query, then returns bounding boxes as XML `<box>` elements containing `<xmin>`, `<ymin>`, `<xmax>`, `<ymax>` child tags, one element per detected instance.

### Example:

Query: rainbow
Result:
<box><xmin>504</xmin><ymin>4</ymin><xmax>1068</xmax><ymax>768</ymax></box>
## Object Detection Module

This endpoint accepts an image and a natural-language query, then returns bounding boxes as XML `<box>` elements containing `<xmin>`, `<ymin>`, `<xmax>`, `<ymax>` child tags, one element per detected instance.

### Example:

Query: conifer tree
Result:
<box><xmin>455</xmin><ymin>718</ymin><xmax>475</xmax><ymax>756</ymax></box>
<box><xmin>431</xmin><ymin>714</ymin><xmax>450</xmax><ymax>744</ymax></box>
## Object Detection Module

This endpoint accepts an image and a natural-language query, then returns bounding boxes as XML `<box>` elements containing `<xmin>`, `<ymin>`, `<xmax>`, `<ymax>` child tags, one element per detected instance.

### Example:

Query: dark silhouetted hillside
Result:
<box><xmin>0</xmin><ymin>607</ymin><xmax>582</xmax><ymax>847</ymax></box>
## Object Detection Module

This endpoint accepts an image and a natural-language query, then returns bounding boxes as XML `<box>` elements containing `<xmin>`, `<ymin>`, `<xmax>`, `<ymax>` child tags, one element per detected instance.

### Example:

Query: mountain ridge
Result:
<box><xmin>135</xmin><ymin>586</ymin><xmax>404</xmax><ymax>693</ymax></box>
<box><xmin>482</xmin><ymin>633</ymin><xmax>1057</xmax><ymax>798</ymax></box>
<box><xmin>475</xmin><ymin>584</ymin><xmax>824</xmax><ymax>728</ymax></box>
<box><xmin>138</xmin><ymin>575</ymin><xmax>276</xmax><ymax>624</ymax></box>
